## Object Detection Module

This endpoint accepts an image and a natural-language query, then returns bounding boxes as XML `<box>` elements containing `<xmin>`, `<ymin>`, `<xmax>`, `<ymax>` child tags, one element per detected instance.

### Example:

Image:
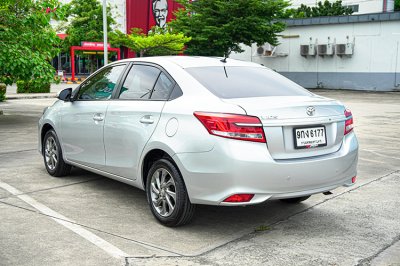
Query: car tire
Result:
<box><xmin>146</xmin><ymin>158</ymin><xmax>195</xmax><ymax>227</ymax></box>
<box><xmin>43</xmin><ymin>130</ymin><xmax>71</xmax><ymax>177</ymax></box>
<box><xmin>280</xmin><ymin>195</ymin><xmax>311</xmax><ymax>204</ymax></box>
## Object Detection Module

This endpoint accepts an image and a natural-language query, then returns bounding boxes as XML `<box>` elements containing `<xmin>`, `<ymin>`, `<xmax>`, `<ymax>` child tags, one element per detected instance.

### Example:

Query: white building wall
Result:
<box><xmin>231</xmin><ymin>19</ymin><xmax>400</xmax><ymax>91</ymax></box>
<box><xmin>290</xmin><ymin>0</ymin><xmax>389</xmax><ymax>14</ymax></box>
<box><xmin>56</xmin><ymin>0</ymin><xmax>126</xmax><ymax>33</ymax></box>
<box><xmin>261</xmin><ymin>21</ymin><xmax>399</xmax><ymax>73</ymax></box>
<box><xmin>108</xmin><ymin>0</ymin><xmax>126</xmax><ymax>33</ymax></box>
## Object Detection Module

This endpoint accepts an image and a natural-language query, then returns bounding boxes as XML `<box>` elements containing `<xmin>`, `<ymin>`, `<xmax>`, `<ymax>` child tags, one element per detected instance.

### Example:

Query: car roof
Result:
<box><xmin>116</xmin><ymin>56</ymin><xmax>262</xmax><ymax>69</ymax></box>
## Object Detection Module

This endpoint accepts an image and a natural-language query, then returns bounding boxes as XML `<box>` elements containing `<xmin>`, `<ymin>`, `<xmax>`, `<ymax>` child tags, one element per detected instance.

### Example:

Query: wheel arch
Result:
<box><xmin>40</xmin><ymin>123</ymin><xmax>55</xmax><ymax>155</ymax></box>
<box><xmin>141</xmin><ymin>149</ymin><xmax>184</xmax><ymax>191</ymax></box>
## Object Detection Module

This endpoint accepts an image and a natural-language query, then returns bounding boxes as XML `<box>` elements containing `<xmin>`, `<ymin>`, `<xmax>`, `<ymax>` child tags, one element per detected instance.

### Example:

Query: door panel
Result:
<box><xmin>103</xmin><ymin>64</ymin><xmax>174</xmax><ymax>179</ymax></box>
<box><xmin>60</xmin><ymin>101</ymin><xmax>108</xmax><ymax>169</ymax></box>
<box><xmin>103</xmin><ymin>101</ymin><xmax>165</xmax><ymax>179</ymax></box>
<box><xmin>59</xmin><ymin>64</ymin><xmax>126</xmax><ymax>169</ymax></box>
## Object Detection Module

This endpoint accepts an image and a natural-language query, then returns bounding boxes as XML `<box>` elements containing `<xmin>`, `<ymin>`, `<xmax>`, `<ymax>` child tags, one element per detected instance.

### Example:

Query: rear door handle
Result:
<box><xmin>93</xmin><ymin>113</ymin><xmax>104</xmax><ymax>122</ymax></box>
<box><xmin>140</xmin><ymin>115</ymin><xmax>154</xmax><ymax>124</ymax></box>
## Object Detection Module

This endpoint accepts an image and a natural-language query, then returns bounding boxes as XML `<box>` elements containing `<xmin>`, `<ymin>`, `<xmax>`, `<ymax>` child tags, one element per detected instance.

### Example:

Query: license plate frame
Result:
<box><xmin>293</xmin><ymin>125</ymin><xmax>327</xmax><ymax>149</ymax></box>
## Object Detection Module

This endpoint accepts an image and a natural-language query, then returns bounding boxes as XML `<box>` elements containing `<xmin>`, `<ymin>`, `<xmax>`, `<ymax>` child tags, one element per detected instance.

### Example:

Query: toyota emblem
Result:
<box><xmin>306</xmin><ymin>106</ymin><xmax>315</xmax><ymax>116</ymax></box>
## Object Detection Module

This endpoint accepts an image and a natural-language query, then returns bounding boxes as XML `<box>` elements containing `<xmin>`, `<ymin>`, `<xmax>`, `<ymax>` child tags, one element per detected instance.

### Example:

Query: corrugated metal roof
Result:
<box><xmin>284</xmin><ymin>11</ymin><xmax>400</xmax><ymax>27</ymax></box>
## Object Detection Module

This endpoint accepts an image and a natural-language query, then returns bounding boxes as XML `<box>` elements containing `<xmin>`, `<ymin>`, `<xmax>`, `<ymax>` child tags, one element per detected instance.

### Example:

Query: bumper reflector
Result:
<box><xmin>223</xmin><ymin>194</ymin><xmax>254</xmax><ymax>203</ymax></box>
<box><xmin>352</xmin><ymin>176</ymin><xmax>357</xmax><ymax>183</ymax></box>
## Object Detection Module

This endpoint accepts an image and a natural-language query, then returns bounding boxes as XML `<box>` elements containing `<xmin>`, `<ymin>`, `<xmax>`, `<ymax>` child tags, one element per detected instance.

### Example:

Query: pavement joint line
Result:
<box><xmin>0</xmin><ymin>180</ymin><xmax>129</xmax><ymax>260</ymax></box>
<box><xmin>0</xmin><ymin>182</ymin><xmax>183</xmax><ymax>257</ymax></box>
<box><xmin>127</xmin><ymin>169</ymin><xmax>400</xmax><ymax>260</ymax></box>
<box><xmin>262</xmin><ymin>169</ymin><xmax>400</xmax><ymax>230</ymax></box>
<box><xmin>359</xmin><ymin>135</ymin><xmax>400</xmax><ymax>141</ymax></box>
<box><xmin>0</xmin><ymin>199</ymin><xmax>183</xmax><ymax>256</ymax></box>
<box><xmin>0</xmin><ymin>148</ymin><xmax>37</xmax><ymax>155</ymax></box>
<box><xmin>5</xmin><ymin>95</ymin><xmax>57</xmax><ymax>100</ymax></box>
<box><xmin>358</xmin><ymin>157</ymin><xmax>387</xmax><ymax>164</ymax></box>
<box><xmin>0</xmin><ymin>199</ymin><xmax>184</xmax><ymax>258</ymax></box>
<box><xmin>0</xmin><ymin>177</ymin><xmax>102</xmax><ymax>200</ymax></box>
<box><xmin>356</xmin><ymin>234</ymin><xmax>400</xmax><ymax>265</ymax></box>
<box><xmin>361</xmin><ymin>148</ymin><xmax>400</xmax><ymax>160</ymax></box>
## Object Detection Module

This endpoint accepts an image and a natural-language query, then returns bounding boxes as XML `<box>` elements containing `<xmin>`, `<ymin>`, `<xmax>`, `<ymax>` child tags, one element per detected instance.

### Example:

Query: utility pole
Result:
<box><xmin>102</xmin><ymin>0</ymin><xmax>108</xmax><ymax>65</ymax></box>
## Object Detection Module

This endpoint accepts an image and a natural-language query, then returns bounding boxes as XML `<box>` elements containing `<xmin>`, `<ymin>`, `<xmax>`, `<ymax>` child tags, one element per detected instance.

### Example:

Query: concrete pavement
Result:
<box><xmin>4</xmin><ymin>83</ymin><xmax>78</xmax><ymax>100</ymax></box>
<box><xmin>0</xmin><ymin>90</ymin><xmax>399</xmax><ymax>265</ymax></box>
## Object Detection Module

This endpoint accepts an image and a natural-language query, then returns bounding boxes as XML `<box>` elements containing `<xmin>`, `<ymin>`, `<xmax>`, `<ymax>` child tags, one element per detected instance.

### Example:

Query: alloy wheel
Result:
<box><xmin>150</xmin><ymin>168</ymin><xmax>176</xmax><ymax>217</ymax></box>
<box><xmin>45</xmin><ymin>136</ymin><xmax>58</xmax><ymax>171</ymax></box>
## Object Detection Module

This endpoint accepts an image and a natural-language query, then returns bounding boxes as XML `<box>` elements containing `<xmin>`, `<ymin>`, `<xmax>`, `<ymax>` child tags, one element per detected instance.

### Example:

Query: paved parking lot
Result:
<box><xmin>0</xmin><ymin>90</ymin><xmax>399</xmax><ymax>266</ymax></box>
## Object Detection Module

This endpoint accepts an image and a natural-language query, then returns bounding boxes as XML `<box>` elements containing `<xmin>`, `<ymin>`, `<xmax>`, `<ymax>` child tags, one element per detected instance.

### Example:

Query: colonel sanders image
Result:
<box><xmin>152</xmin><ymin>0</ymin><xmax>168</xmax><ymax>28</ymax></box>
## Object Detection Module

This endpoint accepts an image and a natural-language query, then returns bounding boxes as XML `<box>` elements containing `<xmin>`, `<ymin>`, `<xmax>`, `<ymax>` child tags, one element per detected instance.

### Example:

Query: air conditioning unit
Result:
<box><xmin>256</xmin><ymin>46</ymin><xmax>265</xmax><ymax>55</ymax></box>
<box><xmin>336</xmin><ymin>43</ymin><xmax>353</xmax><ymax>57</ymax></box>
<box><xmin>317</xmin><ymin>44</ymin><xmax>334</xmax><ymax>56</ymax></box>
<box><xmin>255</xmin><ymin>43</ymin><xmax>276</xmax><ymax>56</ymax></box>
<box><xmin>300</xmin><ymin>45</ymin><xmax>309</xmax><ymax>56</ymax></box>
<box><xmin>300</xmin><ymin>44</ymin><xmax>316</xmax><ymax>57</ymax></box>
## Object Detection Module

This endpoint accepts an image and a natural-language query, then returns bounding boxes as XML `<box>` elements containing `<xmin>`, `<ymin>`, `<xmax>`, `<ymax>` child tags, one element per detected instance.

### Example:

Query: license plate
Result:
<box><xmin>294</xmin><ymin>126</ymin><xmax>327</xmax><ymax>149</ymax></box>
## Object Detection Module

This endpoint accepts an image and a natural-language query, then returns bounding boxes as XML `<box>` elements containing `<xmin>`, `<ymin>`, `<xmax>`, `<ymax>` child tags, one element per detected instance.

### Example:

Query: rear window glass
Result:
<box><xmin>184</xmin><ymin>66</ymin><xmax>311</xmax><ymax>99</ymax></box>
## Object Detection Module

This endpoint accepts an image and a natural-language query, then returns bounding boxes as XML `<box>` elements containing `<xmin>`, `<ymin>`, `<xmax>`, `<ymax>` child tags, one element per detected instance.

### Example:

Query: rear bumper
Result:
<box><xmin>173</xmin><ymin>132</ymin><xmax>358</xmax><ymax>205</ymax></box>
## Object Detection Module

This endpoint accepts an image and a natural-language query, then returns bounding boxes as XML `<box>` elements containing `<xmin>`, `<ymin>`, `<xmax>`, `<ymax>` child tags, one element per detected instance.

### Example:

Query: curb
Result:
<box><xmin>64</xmin><ymin>81</ymin><xmax>82</xmax><ymax>84</ymax></box>
<box><xmin>5</xmin><ymin>94</ymin><xmax>57</xmax><ymax>100</ymax></box>
<box><xmin>62</xmin><ymin>77</ymin><xmax>85</xmax><ymax>84</ymax></box>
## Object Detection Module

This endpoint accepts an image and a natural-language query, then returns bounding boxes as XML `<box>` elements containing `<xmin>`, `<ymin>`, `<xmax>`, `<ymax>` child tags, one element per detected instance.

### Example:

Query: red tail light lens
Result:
<box><xmin>194</xmin><ymin>112</ymin><xmax>266</xmax><ymax>143</ymax></box>
<box><xmin>223</xmin><ymin>194</ymin><xmax>254</xmax><ymax>203</ymax></box>
<box><xmin>344</xmin><ymin>109</ymin><xmax>354</xmax><ymax>135</ymax></box>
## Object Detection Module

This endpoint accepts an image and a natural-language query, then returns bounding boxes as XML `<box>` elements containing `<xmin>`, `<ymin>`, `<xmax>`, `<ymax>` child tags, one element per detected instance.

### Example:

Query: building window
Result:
<box><xmin>346</xmin><ymin>4</ymin><xmax>359</xmax><ymax>12</ymax></box>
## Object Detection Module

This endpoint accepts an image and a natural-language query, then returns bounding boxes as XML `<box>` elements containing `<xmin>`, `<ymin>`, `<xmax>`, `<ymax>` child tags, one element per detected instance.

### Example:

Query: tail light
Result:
<box><xmin>194</xmin><ymin>112</ymin><xmax>266</xmax><ymax>143</ymax></box>
<box><xmin>344</xmin><ymin>109</ymin><xmax>354</xmax><ymax>135</ymax></box>
<box><xmin>223</xmin><ymin>194</ymin><xmax>254</xmax><ymax>203</ymax></box>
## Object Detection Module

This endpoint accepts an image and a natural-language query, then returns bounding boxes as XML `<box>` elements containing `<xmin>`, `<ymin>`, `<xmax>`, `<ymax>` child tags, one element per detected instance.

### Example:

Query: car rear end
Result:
<box><xmin>172</xmin><ymin>61</ymin><xmax>358</xmax><ymax>205</ymax></box>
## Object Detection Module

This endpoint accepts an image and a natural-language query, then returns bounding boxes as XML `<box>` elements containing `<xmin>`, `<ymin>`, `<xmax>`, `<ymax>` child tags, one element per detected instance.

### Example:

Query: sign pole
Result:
<box><xmin>102</xmin><ymin>0</ymin><xmax>108</xmax><ymax>65</ymax></box>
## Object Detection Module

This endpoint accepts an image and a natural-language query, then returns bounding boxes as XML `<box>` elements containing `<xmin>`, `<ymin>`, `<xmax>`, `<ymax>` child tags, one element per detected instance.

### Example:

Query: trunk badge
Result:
<box><xmin>306</xmin><ymin>106</ymin><xmax>315</xmax><ymax>116</ymax></box>
<box><xmin>261</xmin><ymin>115</ymin><xmax>278</xmax><ymax>120</ymax></box>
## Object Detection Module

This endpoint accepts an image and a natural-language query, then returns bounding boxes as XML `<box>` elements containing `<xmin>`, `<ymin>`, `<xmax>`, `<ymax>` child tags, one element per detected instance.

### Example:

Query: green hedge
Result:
<box><xmin>16</xmin><ymin>80</ymin><xmax>50</xmax><ymax>93</ymax></box>
<box><xmin>0</xmin><ymin>83</ymin><xmax>6</xmax><ymax>102</ymax></box>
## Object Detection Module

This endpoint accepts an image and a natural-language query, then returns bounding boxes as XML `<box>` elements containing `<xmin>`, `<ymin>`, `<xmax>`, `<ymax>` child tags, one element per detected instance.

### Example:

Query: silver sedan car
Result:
<box><xmin>39</xmin><ymin>56</ymin><xmax>358</xmax><ymax>226</ymax></box>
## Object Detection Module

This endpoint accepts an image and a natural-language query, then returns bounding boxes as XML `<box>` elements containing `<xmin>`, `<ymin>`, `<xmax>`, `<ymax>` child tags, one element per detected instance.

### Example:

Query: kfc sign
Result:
<box><xmin>81</xmin><ymin>42</ymin><xmax>111</xmax><ymax>48</ymax></box>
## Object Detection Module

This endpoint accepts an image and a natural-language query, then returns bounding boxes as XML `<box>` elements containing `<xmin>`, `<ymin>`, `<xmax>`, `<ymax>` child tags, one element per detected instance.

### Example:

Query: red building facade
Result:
<box><xmin>125</xmin><ymin>0</ymin><xmax>181</xmax><ymax>58</ymax></box>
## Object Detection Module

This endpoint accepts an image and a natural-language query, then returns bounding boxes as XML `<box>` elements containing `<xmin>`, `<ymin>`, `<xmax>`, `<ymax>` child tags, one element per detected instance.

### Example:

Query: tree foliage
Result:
<box><xmin>62</xmin><ymin>0</ymin><xmax>115</xmax><ymax>48</ymax></box>
<box><xmin>169</xmin><ymin>0</ymin><xmax>289</xmax><ymax>57</ymax></box>
<box><xmin>0</xmin><ymin>0</ymin><xmax>64</xmax><ymax>86</ymax></box>
<box><xmin>395</xmin><ymin>0</ymin><xmax>400</xmax><ymax>11</ymax></box>
<box><xmin>110</xmin><ymin>27</ymin><xmax>191</xmax><ymax>57</ymax></box>
<box><xmin>62</xmin><ymin>0</ymin><xmax>116</xmax><ymax>73</ymax></box>
<box><xmin>285</xmin><ymin>0</ymin><xmax>353</xmax><ymax>18</ymax></box>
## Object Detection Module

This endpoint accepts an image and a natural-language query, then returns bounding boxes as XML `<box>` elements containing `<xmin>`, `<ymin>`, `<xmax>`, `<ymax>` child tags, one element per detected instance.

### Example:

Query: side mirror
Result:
<box><xmin>57</xmin><ymin>88</ymin><xmax>72</xmax><ymax>101</ymax></box>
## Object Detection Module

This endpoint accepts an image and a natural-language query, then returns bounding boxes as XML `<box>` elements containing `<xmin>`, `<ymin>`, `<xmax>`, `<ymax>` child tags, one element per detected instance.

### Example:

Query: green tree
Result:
<box><xmin>63</xmin><ymin>0</ymin><xmax>115</xmax><ymax>47</ymax></box>
<box><xmin>285</xmin><ymin>0</ymin><xmax>353</xmax><ymax>18</ymax></box>
<box><xmin>170</xmin><ymin>0</ymin><xmax>289</xmax><ymax>57</ymax></box>
<box><xmin>110</xmin><ymin>27</ymin><xmax>191</xmax><ymax>57</ymax></box>
<box><xmin>395</xmin><ymin>0</ymin><xmax>400</xmax><ymax>11</ymax></box>
<box><xmin>63</xmin><ymin>0</ymin><xmax>116</xmax><ymax>72</ymax></box>
<box><xmin>0</xmin><ymin>0</ymin><xmax>64</xmax><ymax>86</ymax></box>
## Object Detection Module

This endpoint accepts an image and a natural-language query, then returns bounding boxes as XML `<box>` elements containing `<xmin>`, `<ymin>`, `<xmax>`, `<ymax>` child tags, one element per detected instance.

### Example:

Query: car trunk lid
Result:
<box><xmin>223</xmin><ymin>95</ymin><xmax>347</xmax><ymax>159</ymax></box>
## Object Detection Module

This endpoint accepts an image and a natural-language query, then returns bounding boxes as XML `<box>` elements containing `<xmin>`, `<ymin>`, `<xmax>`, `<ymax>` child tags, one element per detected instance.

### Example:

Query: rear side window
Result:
<box><xmin>119</xmin><ymin>65</ymin><xmax>160</xmax><ymax>100</ymax></box>
<box><xmin>185</xmin><ymin>66</ymin><xmax>311</xmax><ymax>99</ymax></box>
<box><xmin>169</xmin><ymin>84</ymin><xmax>183</xmax><ymax>100</ymax></box>
<box><xmin>150</xmin><ymin>72</ymin><xmax>174</xmax><ymax>100</ymax></box>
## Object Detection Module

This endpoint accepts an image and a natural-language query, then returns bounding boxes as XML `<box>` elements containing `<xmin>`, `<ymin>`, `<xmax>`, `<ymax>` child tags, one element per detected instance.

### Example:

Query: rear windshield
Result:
<box><xmin>185</xmin><ymin>66</ymin><xmax>311</xmax><ymax>99</ymax></box>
